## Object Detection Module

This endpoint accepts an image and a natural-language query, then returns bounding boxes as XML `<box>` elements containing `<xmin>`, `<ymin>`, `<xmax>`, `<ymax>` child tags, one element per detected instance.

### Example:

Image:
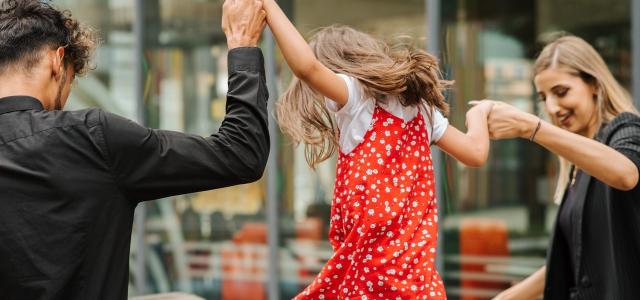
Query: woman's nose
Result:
<box><xmin>545</xmin><ymin>97</ymin><xmax>561</xmax><ymax>115</ymax></box>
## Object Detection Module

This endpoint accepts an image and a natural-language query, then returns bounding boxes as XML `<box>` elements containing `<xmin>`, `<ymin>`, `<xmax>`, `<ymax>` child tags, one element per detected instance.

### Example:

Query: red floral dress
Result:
<box><xmin>294</xmin><ymin>106</ymin><xmax>446</xmax><ymax>300</ymax></box>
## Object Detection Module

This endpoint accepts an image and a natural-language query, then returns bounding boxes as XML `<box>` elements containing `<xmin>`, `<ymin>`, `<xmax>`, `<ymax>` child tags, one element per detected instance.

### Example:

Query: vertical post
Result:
<box><xmin>633</xmin><ymin>0</ymin><xmax>640</xmax><ymax>108</ymax></box>
<box><xmin>133</xmin><ymin>0</ymin><xmax>147</xmax><ymax>295</ymax></box>
<box><xmin>265</xmin><ymin>28</ymin><xmax>281</xmax><ymax>300</ymax></box>
<box><xmin>426</xmin><ymin>0</ymin><xmax>445</xmax><ymax>274</ymax></box>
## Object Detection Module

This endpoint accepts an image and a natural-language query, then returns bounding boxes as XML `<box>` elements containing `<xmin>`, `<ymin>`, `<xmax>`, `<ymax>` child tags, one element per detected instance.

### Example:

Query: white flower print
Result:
<box><xmin>305</xmin><ymin>108</ymin><xmax>444</xmax><ymax>300</ymax></box>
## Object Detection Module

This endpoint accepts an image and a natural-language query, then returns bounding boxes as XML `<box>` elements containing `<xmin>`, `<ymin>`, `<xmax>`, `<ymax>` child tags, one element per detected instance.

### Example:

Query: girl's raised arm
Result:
<box><xmin>263</xmin><ymin>0</ymin><xmax>348</xmax><ymax>106</ymax></box>
<box><xmin>435</xmin><ymin>102</ymin><xmax>492</xmax><ymax>167</ymax></box>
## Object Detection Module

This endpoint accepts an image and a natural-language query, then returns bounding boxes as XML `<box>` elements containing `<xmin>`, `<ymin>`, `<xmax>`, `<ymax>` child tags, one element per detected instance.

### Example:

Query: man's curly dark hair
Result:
<box><xmin>0</xmin><ymin>0</ymin><xmax>99</xmax><ymax>75</ymax></box>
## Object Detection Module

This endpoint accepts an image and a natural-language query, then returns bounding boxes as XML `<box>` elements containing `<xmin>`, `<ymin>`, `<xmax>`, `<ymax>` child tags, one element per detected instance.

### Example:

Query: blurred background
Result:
<box><xmin>55</xmin><ymin>0</ymin><xmax>639</xmax><ymax>299</ymax></box>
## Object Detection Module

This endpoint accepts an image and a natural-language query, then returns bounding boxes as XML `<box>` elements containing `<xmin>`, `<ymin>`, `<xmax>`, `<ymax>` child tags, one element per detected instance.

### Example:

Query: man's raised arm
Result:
<box><xmin>98</xmin><ymin>0</ymin><xmax>270</xmax><ymax>201</ymax></box>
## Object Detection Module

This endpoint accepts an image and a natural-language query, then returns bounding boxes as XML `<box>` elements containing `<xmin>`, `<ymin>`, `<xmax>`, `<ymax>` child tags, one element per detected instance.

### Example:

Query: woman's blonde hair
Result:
<box><xmin>533</xmin><ymin>35</ymin><xmax>639</xmax><ymax>203</ymax></box>
<box><xmin>276</xmin><ymin>25</ymin><xmax>450</xmax><ymax>168</ymax></box>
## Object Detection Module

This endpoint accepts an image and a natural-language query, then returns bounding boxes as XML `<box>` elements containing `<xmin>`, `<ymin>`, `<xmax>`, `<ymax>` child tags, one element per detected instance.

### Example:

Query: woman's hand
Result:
<box><xmin>470</xmin><ymin>100</ymin><xmax>539</xmax><ymax>140</ymax></box>
<box><xmin>470</xmin><ymin>100</ymin><xmax>639</xmax><ymax>190</ymax></box>
<box><xmin>491</xmin><ymin>266</ymin><xmax>546</xmax><ymax>300</ymax></box>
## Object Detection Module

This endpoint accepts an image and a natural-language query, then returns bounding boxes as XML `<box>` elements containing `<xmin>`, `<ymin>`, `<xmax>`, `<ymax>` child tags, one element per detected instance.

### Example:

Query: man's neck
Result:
<box><xmin>0</xmin><ymin>74</ymin><xmax>48</xmax><ymax>107</ymax></box>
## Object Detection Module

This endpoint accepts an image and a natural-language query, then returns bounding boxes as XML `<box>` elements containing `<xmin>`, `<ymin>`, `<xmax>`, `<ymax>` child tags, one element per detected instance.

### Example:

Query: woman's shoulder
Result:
<box><xmin>607</xmin><ymin>111</ymin><xmax>640</xmax><ymax>131</ymax></box>
<box><xmin>612</xmin><ymin>111</ymin><xmax>640</xmax><ymax>123</ymax></box>
<box><xmin>599</xmin><ymin>111</ymin><xmax>640</xmax><ymax>143</ymax></box>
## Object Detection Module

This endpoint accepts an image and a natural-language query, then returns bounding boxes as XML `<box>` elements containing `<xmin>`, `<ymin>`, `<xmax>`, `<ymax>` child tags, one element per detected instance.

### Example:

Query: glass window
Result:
<box><xmin>58</xmin><ymin>0</ymin><xmax>136</xmax><ymax>118</ymax></box>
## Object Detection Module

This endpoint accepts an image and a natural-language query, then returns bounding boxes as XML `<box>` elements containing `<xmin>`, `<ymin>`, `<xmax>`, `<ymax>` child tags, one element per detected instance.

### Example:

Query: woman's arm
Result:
<box><xmin>435</xmin><ymin>102</ymin><xmax>492</xmax><ymax>167</ymax></box>
<box><xmin>262</xmin><ymin>0</ymin><xmax>348</xmax><ymax>105</ymax></box>
<box><xmin>493</xmin><ymin>266</ymin><xmax>546</xmax><ymax>300</ymax></box>
<box><xmin>479</xmin><ymin>100</ymin><xmax>639</xmax><ymax>191</ymax></box>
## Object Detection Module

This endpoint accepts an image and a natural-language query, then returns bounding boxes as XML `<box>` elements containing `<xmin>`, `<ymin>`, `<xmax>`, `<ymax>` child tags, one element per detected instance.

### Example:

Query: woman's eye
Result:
<box><xmin>556</xmin><ymin>89</ymin><xmax>568</xmax><ymax>97</ymax></box>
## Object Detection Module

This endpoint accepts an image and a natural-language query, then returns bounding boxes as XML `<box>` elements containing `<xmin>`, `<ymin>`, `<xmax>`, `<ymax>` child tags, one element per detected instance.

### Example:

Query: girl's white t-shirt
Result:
<box><xmin>325</xmin><ymin>74</ymin><xmax>449</xmax><ymax>154</ymax></box>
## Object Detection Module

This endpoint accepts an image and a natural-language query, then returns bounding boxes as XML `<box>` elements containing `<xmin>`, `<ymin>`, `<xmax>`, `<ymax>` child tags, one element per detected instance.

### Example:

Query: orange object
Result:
<box><xmin>295</xmin><ymin>217</ymin><xmax>323</xmax><ymax>241</ymax></box>
<box><xmin>232</xmin><ymin>222</ymin><xmax>267</xmax><ymax>244</ymax></box>
<box><xmin>222</xmin><ymin>223</ymin><xmax>267</xmax><ymax>300</ymax></box>
<box><xmin>459</xmin><ymin>219</ymin><xmax>510</xmax><ymax>300</ymax></box>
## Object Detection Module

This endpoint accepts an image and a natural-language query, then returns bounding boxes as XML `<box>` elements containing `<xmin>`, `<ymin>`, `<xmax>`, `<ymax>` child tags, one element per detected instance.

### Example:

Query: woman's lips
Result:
<box><xmin>559</xmin><ymin>113</ymin><xmax>573</xmax><ymax>127</ymax></box>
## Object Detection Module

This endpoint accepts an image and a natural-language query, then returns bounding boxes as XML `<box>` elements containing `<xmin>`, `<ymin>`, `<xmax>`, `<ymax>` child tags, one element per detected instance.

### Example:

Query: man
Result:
<box><xmin>0</xmin><ymin>0</ymin><xmax>268</xmax><ymax>299</ymax></box>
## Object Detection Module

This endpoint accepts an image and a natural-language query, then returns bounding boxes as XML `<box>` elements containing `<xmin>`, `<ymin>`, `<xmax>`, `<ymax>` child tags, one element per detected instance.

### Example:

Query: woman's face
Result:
<box><xmin>534</xmin><ymin>67</ymin><xmax>599</xmax><ymax>137</ymax></box>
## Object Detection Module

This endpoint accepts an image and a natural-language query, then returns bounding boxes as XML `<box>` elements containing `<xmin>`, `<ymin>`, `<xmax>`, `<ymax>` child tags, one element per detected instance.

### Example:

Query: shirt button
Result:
<box><xmin>580</xmin><ymin>275</ymin><xmax>592</xmax><ymax>288</ymax></box>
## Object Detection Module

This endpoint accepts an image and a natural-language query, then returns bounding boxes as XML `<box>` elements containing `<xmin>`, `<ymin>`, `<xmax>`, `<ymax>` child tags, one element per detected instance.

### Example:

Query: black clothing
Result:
<box><xmin>0</xmin><ymin>47</ymin><xmax>269</xmax><ymax>299</ymax></box>
<box><xmin>545</xmin><ymin>112</ymin><xmax>640</xmax><ymax>300</ymax></box>
<box><xmin>557</xmin><ymin>170</ymin><xmax>580</xmax><ymax>277</ymax></box>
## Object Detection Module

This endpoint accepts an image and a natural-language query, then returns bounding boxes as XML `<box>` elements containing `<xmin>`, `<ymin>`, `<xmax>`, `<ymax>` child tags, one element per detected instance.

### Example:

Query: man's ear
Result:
<box><xmin>52</xmin><ymin>47</ymin><xmax>66</xmax><ymax>79</ymax></box>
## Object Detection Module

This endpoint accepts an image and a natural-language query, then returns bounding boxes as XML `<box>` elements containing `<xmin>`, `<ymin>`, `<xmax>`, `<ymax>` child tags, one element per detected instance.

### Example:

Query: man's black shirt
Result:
<box><xmin>0</xmin><ymin>47</ymin><xmax>269</xmax><ymax>299</ymax></box>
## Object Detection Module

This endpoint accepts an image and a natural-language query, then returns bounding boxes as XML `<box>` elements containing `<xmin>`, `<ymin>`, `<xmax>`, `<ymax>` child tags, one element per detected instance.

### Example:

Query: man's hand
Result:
<box><xmin>222</xmin><ymin>0</ymin><xmax>267</xmax><ymax>49</ymax></box>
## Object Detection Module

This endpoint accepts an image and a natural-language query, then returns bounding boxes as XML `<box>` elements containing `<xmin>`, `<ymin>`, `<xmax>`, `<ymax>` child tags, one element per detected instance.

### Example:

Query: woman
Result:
<box><xmin>475</xmin><ymin>35</ymin><xmax>640</xmax><ymax>299</ymax></box>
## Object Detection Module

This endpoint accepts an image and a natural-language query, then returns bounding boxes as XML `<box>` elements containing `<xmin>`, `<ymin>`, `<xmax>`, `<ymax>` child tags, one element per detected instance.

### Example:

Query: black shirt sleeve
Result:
<box><xmin>609</xmin><ymin>115</ymin><xmax>640</xmax><ymax>171</ymax></box>
<box><xmin>99</xmin><ymin>47</ymin><xmax>269</xmax><ymax>202</ymax></box>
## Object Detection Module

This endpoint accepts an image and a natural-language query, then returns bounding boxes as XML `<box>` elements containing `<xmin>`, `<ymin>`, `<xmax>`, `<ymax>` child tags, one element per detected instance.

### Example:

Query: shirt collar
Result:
<box><xmin>0</xmin><ymin>96</ymin><xmax>45</xmax><ymax>115</ymax></box>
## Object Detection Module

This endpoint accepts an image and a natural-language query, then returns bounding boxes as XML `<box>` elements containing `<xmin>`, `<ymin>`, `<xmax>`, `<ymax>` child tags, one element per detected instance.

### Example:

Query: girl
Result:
<box><xmin>264</xmin><ymin>1</ymin><xmax>493</xmax><ymax>299</ymax></box>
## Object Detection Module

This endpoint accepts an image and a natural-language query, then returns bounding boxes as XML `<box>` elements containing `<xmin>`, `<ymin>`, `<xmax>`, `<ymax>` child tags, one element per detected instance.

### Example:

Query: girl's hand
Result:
<box><xmin>470</xmin><ymin>100</ymin><xmax>538</xmax><ymax>140</ymax></box>
<box><xmin>439</xmin><ymin>100</ymin><xmax>493</xmax><ymax>167</ymax></box>
<box><xmin>464</xmin><ymin>100</ymin><xmax>492</xmax><ymax>129</ymax></box>
<box><xmin>466</xmin><ymin>100</ymin><xmax>493</xmax><ymax>118</ymax></box>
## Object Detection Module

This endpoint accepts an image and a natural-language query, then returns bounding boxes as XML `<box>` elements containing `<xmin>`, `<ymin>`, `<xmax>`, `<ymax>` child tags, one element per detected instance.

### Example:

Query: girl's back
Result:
<box><xmin>296</xmin><ymin>88</ymin><xmax>445</xmax><ymax>299</ymax></box>
<box><xmin>264</xmin><ymin>1</ymin><xmax>493</xmax><ymax>298</ymax></box>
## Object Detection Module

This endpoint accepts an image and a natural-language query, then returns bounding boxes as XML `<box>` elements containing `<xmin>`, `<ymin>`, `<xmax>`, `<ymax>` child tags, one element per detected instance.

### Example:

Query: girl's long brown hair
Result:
<box><xmin>277</xmin><ymin>25</ymin><xmax>450</xmax><ymax>168</ymax></box>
